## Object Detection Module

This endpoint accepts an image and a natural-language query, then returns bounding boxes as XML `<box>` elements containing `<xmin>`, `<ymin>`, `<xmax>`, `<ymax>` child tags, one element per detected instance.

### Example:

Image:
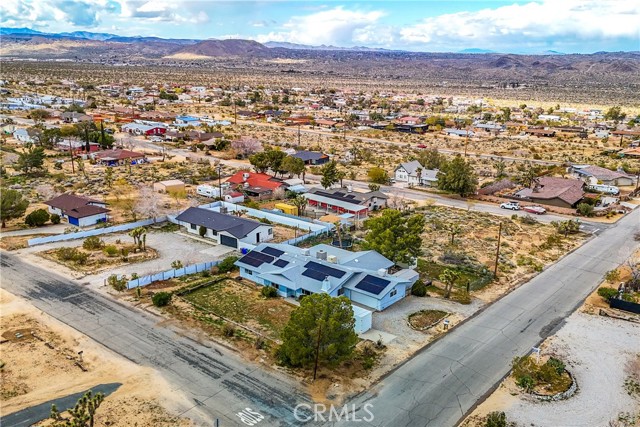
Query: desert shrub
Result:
<box><xmin>223</xmin><ymin>323</ymin><xmax>236</xmax><ymax>337</ymax></box>
<box><xmin>25</xmin><ymin>209</ymin><xmax>50</xmax><ymax>227</ymax></box>
<box><xmin>485</xmin><ymin>411</ymin><xmax>507</xmax><ymax>427</ymax></box>
<box><xmin>171</xmin><ymin>260</ymin><xmax>183</xmax><ymax>269</ymax></box>
<box><xmin>57</xmin><ymin>247</ymin><xmax>79</xmax><ymax>261</ymax></box>
<box><xmin>516</xmin><ymin>374</ymin><xmax>535</xmax><ymax>392</ymax></box>
<box><xmin>577</xmin><ymin>202</ymin><xmax>594</xmax><ymax>217</ymax></box>
<box><xmin>83</xmin><ymin>236</ymin><xmax>104</xmax><ymax>250</ymax></box>
<box><xmin>605</xmin><ymin>269</ymin><xmax>621</xmax><ymax>283</ymax></box>
<box><xmin>50</xmin><ymin>214</ymin><xmax>61</xmax><ymax>224</ymax></box>
<box><xmin>201</xmin><ymin>269</ymin><xmax>211</xmax><ymax>278</ymax></box>
<box><xmin>107</xmin><ymin>274</ymin><xmax>127</xmax><ymax>292</ymax></box>
<box><xmin>103</xmin><ymin>245</ymin><xmax>118</xmax><ymax>257</ymax></box>
<box><xmin>519</xmin><ymin>214</ymin><xmax>538</xmax><ymax>225</ymax></box>
<box><xmin>598</xmin><ymin>287</ymin><xmax>618</xmax><ymax>301</ymax></box>
<box><xmin>411</xmin><ymin>280</ymin><xmax>427</xmax><ymax>297</ymax></box>
<box><xmin>73</xmin><ymin>251</ymin><xmax>89</xmax><ymax>265</ymax></box>
<box><xmin>151</xmin><ymin>291</ymin><xmax>172</xmax><ymax>307</ymax></box>
<box><xmin>261</xmin><ymin>286</ymin><xmax>278</xmax><ymax>298</ymax></box>
<box><xmin>546</xmin><ymin>357</ymin><xmax>566</xmax><ymax>375</ymax></box>
<box><xmin>218</xmin><ymin>256</ymin><xmax>239</xmax><ymax>273</ymax></box>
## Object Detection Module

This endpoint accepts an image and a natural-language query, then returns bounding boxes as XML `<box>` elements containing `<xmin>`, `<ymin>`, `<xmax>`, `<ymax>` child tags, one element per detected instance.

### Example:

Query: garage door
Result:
<box><xmin>220</xmin><ymin>234</ymin><xmax>238</xmax><ymax>248</ymax></box>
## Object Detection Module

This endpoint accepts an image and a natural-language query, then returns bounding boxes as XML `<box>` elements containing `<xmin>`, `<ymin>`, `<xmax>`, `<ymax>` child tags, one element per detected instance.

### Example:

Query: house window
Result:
<box><xmin>301</xmin><ymin>289</ymin><xmax>312</xmax><ymax>296</ymax></box>
<box><xmin>338</xmin><ymin>288</ymin><xmax>344</xmax><ymax>296</ymax></box>
<box><xmin>190</xmin><ymin>223</ymin><xmax>196</xmax><ymax>230</ymax></box>
<box><xmin>390</xmin><ymin>289</ymin><xmax>397</xmax><ymax>297</ymax></box>
<box><xmin>268</xmin><ymin>229</ymin><xmax>273</xmax><ymax>235</ymax></box>
<box><xmin>245</xmin><ymin>269</ymin><xmax>252</xmax><ymax>275</ymax></box>
<box><xmin>211</xmin><ymin>230</ymin><xmax>217</xmax><ymax>236</ymax></box>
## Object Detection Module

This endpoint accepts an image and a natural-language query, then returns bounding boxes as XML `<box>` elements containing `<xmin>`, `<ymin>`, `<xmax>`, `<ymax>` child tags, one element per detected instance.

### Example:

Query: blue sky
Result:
<box><xmin>2</xmin><ymin>0</ymin><xmax>639</xmax><ymax>53</ymax></box>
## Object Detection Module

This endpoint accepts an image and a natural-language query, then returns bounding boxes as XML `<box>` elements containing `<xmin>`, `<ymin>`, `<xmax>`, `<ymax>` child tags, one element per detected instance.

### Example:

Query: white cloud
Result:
<box><xmin>119</xmin><ymin>0</ymin><xmax>209</xmax><ymax>24</ymax></box>
<box><xmin>254</xmin><ymin>6</ymin><xmax>385</xmax><ymax>46</ymax></box>
<box><xmin>399</xmin><ymin>0</ymin><xmax>640</xmax><ymax>49</ymax></box>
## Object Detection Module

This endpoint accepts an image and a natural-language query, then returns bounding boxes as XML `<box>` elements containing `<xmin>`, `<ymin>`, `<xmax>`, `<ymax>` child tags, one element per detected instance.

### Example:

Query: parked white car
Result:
<box><xmin>500</xmin><ymin>201</ymin><xmax>520</xmax><ymax>210</ymax></box>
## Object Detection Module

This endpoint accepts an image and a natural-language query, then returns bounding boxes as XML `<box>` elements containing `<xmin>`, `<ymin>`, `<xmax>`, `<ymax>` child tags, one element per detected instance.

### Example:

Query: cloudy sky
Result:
<box><xmin>2</xmin><ymin>0</ymin><xmax>639</xmax><ymax>53</ymax></box>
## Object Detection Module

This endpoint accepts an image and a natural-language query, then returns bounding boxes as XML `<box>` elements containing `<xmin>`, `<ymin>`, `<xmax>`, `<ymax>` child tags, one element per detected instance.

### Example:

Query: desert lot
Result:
<box><xmin>0</xmin><ymin>288</ymin><xmax>192</xmax><ymax>427</ymax></box>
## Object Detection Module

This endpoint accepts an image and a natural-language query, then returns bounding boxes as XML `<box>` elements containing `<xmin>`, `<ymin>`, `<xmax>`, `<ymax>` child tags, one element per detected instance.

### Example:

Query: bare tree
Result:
<box><xmin>134</xmin><ymin>186</ymin><xmax>161</xmax><ymax>221</ymax></box>
<box><xmin>231</xmin><ymin>136</ymin><xmax>263</xmax><ymax>159</ymax></box>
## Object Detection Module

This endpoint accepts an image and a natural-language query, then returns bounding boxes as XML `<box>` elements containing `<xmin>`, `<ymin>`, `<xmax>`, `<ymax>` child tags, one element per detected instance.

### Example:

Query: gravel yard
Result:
<box><xmin>464</xmin><ymin>311</ymin><xmax>640</xmax><ymax>427</ymax></box>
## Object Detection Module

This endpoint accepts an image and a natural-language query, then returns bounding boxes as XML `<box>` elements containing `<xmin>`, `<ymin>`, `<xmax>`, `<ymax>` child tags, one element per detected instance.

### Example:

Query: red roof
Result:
<box><xmin>226</xmin><ymin>171</ymin><xmax>284</xmax><ymax>191</ymax></box>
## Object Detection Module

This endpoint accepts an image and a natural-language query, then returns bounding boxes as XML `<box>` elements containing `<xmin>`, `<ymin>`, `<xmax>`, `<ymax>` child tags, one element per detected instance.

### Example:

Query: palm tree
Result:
<box><xmin>415</xmin><ymin>167</ymin><xmax>423</xmax><ymax>187</ymax></box>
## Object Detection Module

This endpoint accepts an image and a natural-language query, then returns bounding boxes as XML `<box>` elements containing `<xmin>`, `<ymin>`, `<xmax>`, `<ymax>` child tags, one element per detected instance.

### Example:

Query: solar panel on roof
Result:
<box><xmin>261</xmin><ymin>246</ymin><xmax>285</xmax><ymax>257</ymax></box>
<box><xmin>250</xmin><ymin>251</ymin><xmax>274</xmax><ymax>263</ymax></box>
<box><xmin>304</xmin><ymin>261</ymin><xmax>346</xmax><ymax>278</ymax></box>
<box><xmin>354</xmin><ymin>274</ymin><xmax>391</xmax><ymax>295</ymax></box>
<box><xmin>273</xmin><ymin>259</ymin><xmax>289</xmax><ymax>268</ymax></box>
<box><xmin>334</xmin><ymin>192</ymin><xmax>345</xmax><ymax>197</ymax></box>
<box><xmin>238</xmin><ymin>254</ymin><xmax>264</xmax><ymax>267</ymax></box>
<box><xmin>302</xmin><ymin>269</ymin><xmax>327</xmax><ymax>281</ymax></box>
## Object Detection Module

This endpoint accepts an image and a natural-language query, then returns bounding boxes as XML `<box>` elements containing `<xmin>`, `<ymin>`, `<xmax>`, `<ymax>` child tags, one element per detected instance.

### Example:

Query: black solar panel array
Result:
<box><xmin>304</xmin><ymin>261</ymin><xmax>346</xmax><ymax>278</ymax></box>
<box><xmin>262</xmin><ymin>246</ymin><xmax>285</xmax><ymax>257</ymax></box>
<box><xmin>273</xmin><ymin>259</ymin><xmax>289</xmax><ymax>268</ymax></box>
<box><xmin>314</xmin><ymin>190</ymin><xmax>362</xmax><ymax>204</ymax></box>
<box><xmin>302</xmin><ymin>269</ymin><xmax>327</xmax><ymax>281</ymax></box>
<box><xmin>238</xmin><ymin>250</ymin><xmax>274</xmax><ymax>268</ymax></box>
<box><xmin>354</xmin><ymin>274</ymin><xmax>391</xmax><ymax>295</ymax></box>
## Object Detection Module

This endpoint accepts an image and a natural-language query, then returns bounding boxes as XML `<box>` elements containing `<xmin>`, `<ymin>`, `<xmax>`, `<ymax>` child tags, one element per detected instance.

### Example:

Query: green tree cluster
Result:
<box><xmin>436</xmin><ymin>156</ymin><xmax>478</xmax><ymax>197</ymax></box>
<box><xmin>1</xmin><ymin>189</ymin><xmax>29</xmax><ymax>228</ymax></box>
<box><xmin>278</xmin><ymin>293</ymin><xmax>358</xmax><ymax>380</ymax></box>
<box><xmin>363</xmin><ymin>209</ymin><xmax>425</xmax><ymax>265</ymax></box>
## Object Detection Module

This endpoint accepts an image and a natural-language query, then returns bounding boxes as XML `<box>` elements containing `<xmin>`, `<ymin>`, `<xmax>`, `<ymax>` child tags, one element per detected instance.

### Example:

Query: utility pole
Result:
<box><xmin>217</xmin><ymin>163</ymin><xmax>223</xmax><ymax>200</ymax></box>
<box><xmin>464</xmin><ymin>131</ymin><xmax>469</xmax><ymax>157</ymax></box>
<box><xmin>493</xmin><ymin>222</ymin><xmax>502</xmax><ymax>278</ymax></box>
<box><xmin>297</xmin><ymin>123</ymin><xmax>301</xmax><ymax>145</ymax></box>
<box><xmin>68</xmin><ymin>139</ymin><xmax>75</xmax><ymax>173</ymax></box>
<box><xmin>234</xmin><ymin>102</ymin><xmax>237</xmax><ymax>125</ymax></box>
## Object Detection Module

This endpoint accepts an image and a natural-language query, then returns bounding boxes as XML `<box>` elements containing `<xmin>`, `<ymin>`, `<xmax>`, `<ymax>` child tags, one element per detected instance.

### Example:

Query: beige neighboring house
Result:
<box><xmin>153</xmin><ymin>179</ymin><xmax>185</xmax><ymax>194</ymax></box>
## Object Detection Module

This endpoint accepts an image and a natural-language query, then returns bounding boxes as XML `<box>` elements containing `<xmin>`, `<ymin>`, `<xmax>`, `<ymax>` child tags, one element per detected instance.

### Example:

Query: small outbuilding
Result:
<box><xmin>153</xmin><ymin>179</ymin><xmax>185</xmax><ymax>194</ymax></box>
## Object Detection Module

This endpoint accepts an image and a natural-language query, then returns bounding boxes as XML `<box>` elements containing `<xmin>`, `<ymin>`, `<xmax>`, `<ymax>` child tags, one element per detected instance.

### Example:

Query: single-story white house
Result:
<box><xmin>235</xmin><ymin>243</ymin><xmax>420</xmax><ymax>313</ymax></box>
<box><xmin>175</xmin><ymin>207</ymin><xmax>272</xmax><ymax>249</ymax></box>
<box><xmin>44</xmin><ymin>194</ymin><xmax>109</xmax><ymax>226</ymax></box>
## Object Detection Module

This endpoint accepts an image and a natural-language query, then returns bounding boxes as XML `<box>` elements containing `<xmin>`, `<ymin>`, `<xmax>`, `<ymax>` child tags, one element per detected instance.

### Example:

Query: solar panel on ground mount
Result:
<box><xmin>273</xmin><ymin>259</ymin><xmax>289</xmax><ymax>268</ymax></box>
<box><xmin>304</xmin><ymin>260</ymin><xmax>346</xmax><ymax>278</ymax></box>
<box><xmin>261</xmin><ymin>246</ymin><xmax>284</xmax><ymax>257</ymax></box>
<box><xmin>302</xmin><ymin>269</ymin><xmax>327</xmax><ymax>281</ymax></box>
<box><xmin>354</xmin><ymin>274</ymin><xmax>391</xmax><ymax>295</ymax></box>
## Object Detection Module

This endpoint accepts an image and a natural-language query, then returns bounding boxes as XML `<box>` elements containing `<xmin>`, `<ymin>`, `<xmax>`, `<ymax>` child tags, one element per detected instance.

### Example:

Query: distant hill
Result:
<box><xmin>458</xmin><ymin>48</ymin><xmax>496</xmax><ymax>54</ymax></box>
<box><xmin>167</xmin><ymin>39</ymin><xmax>271</xmax><ymax>58</ymax></box>
<box><xmin>264</xmin><ymin>41</ymin><xmax>392</xmax><ymax>52</ymax></box>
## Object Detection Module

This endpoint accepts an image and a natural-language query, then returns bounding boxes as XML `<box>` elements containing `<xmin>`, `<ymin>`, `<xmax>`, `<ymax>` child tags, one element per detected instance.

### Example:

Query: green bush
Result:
<box><xmin>199</xmin><ymin>225</ymin><xmax>207</xmax><ymax>237</ymax></box>
<box><xmin>50</xmin><ymin>214</ymin><xmax>61</xmax><ymax>224</ymax></box>
<box><xmin>83</xmin><ymin>236</ymin><xmax>104</xmax><ymax>250</ymax></box>
<box><xmin>25</xmin><ymin>209</ymin><xmax>50</xmax><ymax>227</ymax></box>
<box><xmin>597</xmin><ymin>287</ymin><xmax>618</xmax><ymax>301</ymax></box>
<box><xmin>218</xmin><ymin>256</ymin><xmax>239</xmax><ymax>273</ymax></box>
<box><xmin>151</xmin><ymin>292</ymin><xmax>172</xmax><ymax>307</ymax></box>
<box><xmin>103</xmin><ymin>245</ymin><xmax>118</xmax><ymax>257</ymax></box>
<box><xmin>411</xmin><ymin>280</ymin><xmax>427</xmax><ymax>297</ymax></box>
<box><xmin>485</xmin><ymin>411</ymin><xmax>507</xmax><ymax>427</ymax></box>
<box><xmin>516</xmin><ymin>374</ymin><xmax>535</xmax><ymax>392</ymax></box>
<box><xmin>57</xmin><ymin>247</ymin><xmax>79</xmax><ymax>261</ymax></box>
<box><xmin>546</xmin><ymin>357</ymin><xmax>566</xmax><ymax>375</ymax></box>
<box><xmin>605</xmin><ymin>269</ymin><xmax>621</xmax><ymax>283</ymax></box>
<box><xmin>171</xmin><ymin>260</ymin><xmax>183</xmax><ymax>269</ymax></box>
<box><xmin>107</xmin><ymin>274</ymin><xmax>127</xmax><ymax>292</ymax></box>
<box><xmin>577</xmin><ymin>202</ymin><xmax>594</xmax><ymax>217</ymax></box>
<box><xmin>261</xmin><ymin>286</ymin><xmax>278</xmax><ymax>298</ymax></box>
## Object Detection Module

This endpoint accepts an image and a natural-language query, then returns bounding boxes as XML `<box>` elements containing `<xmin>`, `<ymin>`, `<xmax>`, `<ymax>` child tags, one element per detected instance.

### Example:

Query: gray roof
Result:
<box><xmin>175</xmin><ymin>207</ymin><xmax>265</xmax><ymax>238</ymax></box>
<box><xmin>396</xmin><ymin>161</ymin><xmax>438</xmax><ymax>180</ymax></box>
<box><xmin>292</xmin><ymin>150</ymin><xmax>328</xmax><ymax>162</ymax></box>
<box><xmin>307</xmin><ymin>187</ymin><xmax>388</xmax><ymax>203</ymax></box>
<box><xmin>235</xmin><ymin>243</ymin><xmax>417</xmax><ymax>298</ymax></box>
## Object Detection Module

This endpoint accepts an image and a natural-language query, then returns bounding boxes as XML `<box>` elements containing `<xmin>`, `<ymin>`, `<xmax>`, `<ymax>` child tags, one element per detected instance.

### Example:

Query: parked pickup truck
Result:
<box><xmin>522</xmin><ymin>205</ymin><xmax>547</xmax><ymax>215</ymax></box>
<box><xmin>500</xmin><ymin>201</ymin><xmax>520</xmax><ymax>210</ymax></box>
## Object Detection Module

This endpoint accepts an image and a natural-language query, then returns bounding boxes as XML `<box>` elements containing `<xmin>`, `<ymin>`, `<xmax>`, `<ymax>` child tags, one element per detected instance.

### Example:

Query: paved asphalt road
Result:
<box><xmin>0</xmin><ymin>255</ymin><xmax>314</xmax><ymax>427</ymax></box>
<box><xmin>1</xmin><ymin>383</ymin><xmax>121</xmax><ymax>427</ymax></box>
<box><xmin>335</xmin><ymin>207</ymin><xmax>639</xmax><ymax>427</ymax></box>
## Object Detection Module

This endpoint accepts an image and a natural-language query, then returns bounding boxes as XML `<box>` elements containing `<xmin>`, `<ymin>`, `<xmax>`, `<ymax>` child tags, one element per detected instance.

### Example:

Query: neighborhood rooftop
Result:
<box><xmin>175</xmin><ymin>207</ymin><xmax>264</xmax><ymax>238</ymax></box>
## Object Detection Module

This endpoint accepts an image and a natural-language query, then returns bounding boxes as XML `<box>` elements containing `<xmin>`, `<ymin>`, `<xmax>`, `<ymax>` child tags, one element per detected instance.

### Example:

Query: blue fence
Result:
<box><xmin>126</xmin><ymin>260</ymin><xmax>220</xmax><ymax>289</ymax></box>
<box><xmin>27</xmin><ymin>217</ymin><xmax>167</xmax><ymax>246</ymax></box>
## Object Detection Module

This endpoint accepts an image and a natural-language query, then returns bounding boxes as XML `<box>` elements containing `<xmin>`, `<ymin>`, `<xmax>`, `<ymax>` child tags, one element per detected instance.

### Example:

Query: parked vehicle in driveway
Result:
<box><xmin>500</xmin><ymin>201</ymin><xmax>520</xmax><ymax>210</ymax></box>
<box><xmin>523</xmin><ymin>205</ymin><xmax>547</xmax><ymax>215</ymax></box>
<box><xmin>417</xmin><ymin>144</ymin><xmax>427</xmax><ymax>149</ymax></box>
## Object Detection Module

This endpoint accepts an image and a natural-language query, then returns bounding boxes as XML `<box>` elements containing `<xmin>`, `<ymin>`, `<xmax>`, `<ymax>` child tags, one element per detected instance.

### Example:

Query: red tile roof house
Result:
<box><xmin>44</xmin><ymin>194</ymin><xmax>110</xmax><ymax>227</ymax></box>
<box><xmin>514</xmin><ymin>177</ymin><xmax>585</xmax><ymax>209</ymax></box>
<box><xmin>226</xmin><ymin>171</ymin><xmax>285</xmax><ymax>199</ymax></box>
